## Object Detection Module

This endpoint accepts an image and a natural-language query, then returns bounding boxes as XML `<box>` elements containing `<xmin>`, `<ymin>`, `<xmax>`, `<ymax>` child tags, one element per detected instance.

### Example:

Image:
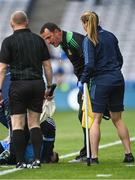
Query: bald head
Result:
<box><xmin>10</xmin><ymin>11</ymin><xmax>28</xmax><ymax>29</ymax></box>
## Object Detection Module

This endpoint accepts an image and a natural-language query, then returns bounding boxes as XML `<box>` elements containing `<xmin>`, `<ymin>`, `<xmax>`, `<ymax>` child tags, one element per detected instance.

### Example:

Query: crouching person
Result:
<box><xmin>25</xmin><ymin>117</ymin><xmax>59</xmax><ymax>165</ymax></box>
<box><xmin>0</xmin><ymin>117</ymin><xmax>59</xmax><ymax>166</ymax></box>
<box><xmin>40</xmin><ymin>117</ymin><xmax>59</xmax><ymax>163</ymax></box>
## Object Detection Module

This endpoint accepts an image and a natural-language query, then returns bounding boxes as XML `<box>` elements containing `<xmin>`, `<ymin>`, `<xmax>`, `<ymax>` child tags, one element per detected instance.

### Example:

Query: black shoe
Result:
<box><xmin>73</xmin><ymin>146</ymin><xmax>87</xmax><ymax>163</ymax></box>
<box><xmin>0</xmin><ymin>150</ymin><xmax>10</xmax><ymax>165</ymax></box>
<box><xmin>91</xmin><ymin>157</ymin><xmax>99</xmax><ymax>164</ymax></box>
<box><xmin>0</xmin><ymin>158</ymin><xmax>7</xmax><ymax>165</ymax></box>
<box><xmin>123</xmin><ymin>153</ymin><xmax>134</xmax><ymax>163</ymax></box>
<box><xmin>79</xmin><ymin>146</ymin><xmax>87</xmax><ymax>157</ymax></box>
<box><xmin>68</xmin><ymin>146</ymin><xmax>87</xmax><ymax>163</ymax></box>
<box><xmin>50</xmin><ymin>152</ymin><xmax>59</xmax><ymax>163</ymax></box>
<box><xmin>68</xmin><ymin>155</ymin><xmax>87</xmax><ymax>163</ymax></box>
<box><xmin>75</xmin><ymin>154</ymin><xmax>87</xmax><ymax>162</ymax></box>
<box><xmin>27</xmin><ymin>159</ymin><xmax>41</xmax><ymax>169</ymax></box>
<box><xmin>16</xmin><ymin>162</ymin><xmax>27</xmax><ymax>168</ymax></box>
<box><xmin>75</xmin><ymin>146</ymin><xmax>87</xmax><ymax>160</ymax></box>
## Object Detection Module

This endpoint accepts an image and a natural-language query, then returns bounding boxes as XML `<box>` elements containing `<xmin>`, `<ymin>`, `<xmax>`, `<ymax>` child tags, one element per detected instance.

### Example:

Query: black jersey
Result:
<box><xmin>60</xmin><ymin>31</ymin><xmax>85</xmax><ymax>80</ymax></box>
<box><xmin>0</xmin><ymin>29</ymin><xmax>50</xmax><ymax>81</ymax></box>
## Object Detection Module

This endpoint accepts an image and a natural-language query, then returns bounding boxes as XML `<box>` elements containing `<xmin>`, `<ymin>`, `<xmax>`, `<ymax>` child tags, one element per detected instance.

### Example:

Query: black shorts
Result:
<box><xmin>90</xmin><ymin>84</ymin><xmax>124</xmax><ymax>113</ymax></box>
<box><xmin>9</xmin><ymin>80</ymin><xmax>45</xmax><ymax>115</ymax></box>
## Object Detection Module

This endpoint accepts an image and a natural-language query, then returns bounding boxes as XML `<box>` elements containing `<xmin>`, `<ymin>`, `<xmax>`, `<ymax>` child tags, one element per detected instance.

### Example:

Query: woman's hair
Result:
<box><xmin>80</xmin><ymin>11</ymin><xmax>99</xmax><ymax>45</ymax></box>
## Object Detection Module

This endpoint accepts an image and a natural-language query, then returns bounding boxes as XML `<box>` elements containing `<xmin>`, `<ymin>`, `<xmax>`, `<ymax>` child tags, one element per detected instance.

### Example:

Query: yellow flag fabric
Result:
<box><xmin>82</xmin><ymin>86</ymin><xmax>94</xmax><ymax>128</ymax></box>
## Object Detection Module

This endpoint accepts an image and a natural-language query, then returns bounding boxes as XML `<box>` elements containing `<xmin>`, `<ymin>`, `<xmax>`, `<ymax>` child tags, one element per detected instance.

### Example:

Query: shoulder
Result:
<box><xmin>100</xmin><ymin>27</ymin><xmax>118</xmax><ymax>40</ymax></box>
<box><xmin>1</xmin><ymin>35</ymin><xmax>13</xmax><ymax>46</ymax></box>
<box><xmin>65</xmin><ymin>31</ymin><xmax>73</xmax><ymax>43</ymax></box>
<box><xmin>32</xmin><ymin>32</ymin><xmax>47</xmax><ymax>45</ymax></box>
<box><xmin>83</xmin><ymin>36</ymin><xmax>95</xmax><ymax>50</ymax></box>
<box><xmin>65</xmin><ymin>31</ymin><xmax>85</xmax><ymax>41</ymax></box>
<box><xmin>83</xmin><ymin>36</ymin><xmax>92</xmax><ymax>44</ymax></box>
<box><xmin>73</xmin><ymin>31</ymin><xmax>84</xmax><ymax>37</ymax></box>
<box><xmin>72</xmin><ymin>31</ymin><xmax>85</xmax><ymax>40</ymax></box>
<box><xmin>31</xmin><ymin>32</ymin><xmax>44</xmax><ymax>40</ymax></box>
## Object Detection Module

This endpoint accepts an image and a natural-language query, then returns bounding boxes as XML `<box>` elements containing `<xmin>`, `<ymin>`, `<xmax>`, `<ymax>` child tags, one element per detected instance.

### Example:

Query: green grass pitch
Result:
<box><xmin>0</xmin><ymin>109</ymin><xmax>135</xmax><ymax>179</ymax></box>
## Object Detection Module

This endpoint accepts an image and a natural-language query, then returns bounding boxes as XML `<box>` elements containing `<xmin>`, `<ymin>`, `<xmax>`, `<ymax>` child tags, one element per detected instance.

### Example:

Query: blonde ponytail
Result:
<box><xmin>81</xmin><ymin>11</ymin><xmax>99</xmax><ymax>46</ymax></box>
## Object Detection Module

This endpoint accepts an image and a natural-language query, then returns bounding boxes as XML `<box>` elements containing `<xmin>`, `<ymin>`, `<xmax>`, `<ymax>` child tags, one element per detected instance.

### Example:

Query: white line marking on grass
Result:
<box><xmin>125</xmin><ymin>164</ymin><xmax>135</xmax><ymax>167</ymax></box>
<box><xmin>0</xmin><ymin>168</ymin><xmax>21</xmax><ymax>176</ymax></box>
<box><xmin>0</xmin><ymin>165</ymin><xmax>15</xmax><ymax>168</ymax></box>
<box><xmin>99</xmin><ymin>137</ymin><xmax>135</xmax><ymax>149</ymax></box>
<box><xmin>96</xmin><ymin>174</ymin><xmax>112</xmax><ymax>177</ymax></box>
<box><xmin>60</xmin><ymin>151</ymin><xmax>79</xmax><ymax>159</ymax></box>
<box><xmin>59</xmin><ymin>137</ymin><xmax>135</xmax><ymax>159</ymax></box>
<box><xmin>0</xmin><ymin>137</ymin><xmax>134</xmax><ymax>176</ymax></box>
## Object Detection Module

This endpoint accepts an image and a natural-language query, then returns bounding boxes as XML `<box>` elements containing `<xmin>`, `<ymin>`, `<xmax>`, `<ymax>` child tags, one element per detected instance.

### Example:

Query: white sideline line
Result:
<box><xmin>0</xmin><ymin>168</ymin><xmax>21</xmax><ymax>176</ymax></box>
<box><xmin>96</xmin><ymin>174</ymin><xmax>112</xmax><ymax>177</ymax></box>
<box><xmin>0</xmin><ymin>137</ymin><xmax>135</xmax><ymax>176</ymax></box>
<box><xmin>59</xmin><ymin>137</ymin><xmax>135</xmax><ymax>159</ymax></box>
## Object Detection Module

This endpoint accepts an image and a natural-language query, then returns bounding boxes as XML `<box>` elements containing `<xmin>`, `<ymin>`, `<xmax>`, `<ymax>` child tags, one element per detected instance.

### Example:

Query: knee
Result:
<box><xmin>40</xmin><ymin>117</ymin><xmax>56</xmax><ymax>138</ymax></box>
<box><xmin>93</xmin><ymin>113</ymin><xmax>103</xmax><ymax>125</ymax></box>
<box><xmin>110</xmin><ymin>112</ymin><xmax>122</xmax><ymax>125</ymax></box>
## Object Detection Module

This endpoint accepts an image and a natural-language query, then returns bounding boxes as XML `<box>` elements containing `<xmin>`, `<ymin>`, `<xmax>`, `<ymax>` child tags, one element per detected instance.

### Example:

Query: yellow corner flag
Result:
<box><xmin>82</xmin><ymin>84</ymin><xmax>94</xmax><ymax>128</ymax></box>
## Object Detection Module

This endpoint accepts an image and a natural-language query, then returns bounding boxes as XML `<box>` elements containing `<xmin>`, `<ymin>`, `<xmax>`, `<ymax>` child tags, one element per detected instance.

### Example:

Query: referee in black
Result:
<box><xmin>0</xmin><ymin>11</ymin><xmax>53</xmax><ymax>168</ymax></box>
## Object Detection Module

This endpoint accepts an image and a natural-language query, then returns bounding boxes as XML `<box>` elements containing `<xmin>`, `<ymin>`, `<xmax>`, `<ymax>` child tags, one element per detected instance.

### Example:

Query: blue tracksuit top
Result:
<box><xmin>81</xmin><ymin>26</ymin><xmax>124</xmax><ymax>86</ymax></box>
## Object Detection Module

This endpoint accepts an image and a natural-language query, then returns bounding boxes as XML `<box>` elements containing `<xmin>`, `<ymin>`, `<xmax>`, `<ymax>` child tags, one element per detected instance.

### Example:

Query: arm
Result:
<box><xmin>80</xmin><ymin>37</ymin><xmax>95</xmax><ymax>83</ymax></box>
<box><xmin>42</xmin><ymin>60</ymin><xmax>53</xmax><ymax>87</ymax></box>
<box><xmin>42</xmin><ymin>60</ymin><xmax>53</xmax><ymax>100</ymax></box>
<box><xmin>116</xmin><ymin>43</ymin><xmax>123</xmax><ymax>68</ymax></box>
<box><xmin>0</xmin><ymin>63</ymin><xmax>8</xmax><ymax>103</ymax></box>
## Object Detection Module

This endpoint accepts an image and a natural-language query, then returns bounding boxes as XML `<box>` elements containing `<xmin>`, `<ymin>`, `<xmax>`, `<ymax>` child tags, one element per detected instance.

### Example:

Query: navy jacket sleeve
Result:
<box><xmin>80</xmin><ymin>36</ymin><xmax>95</xmax><ymax>83</ymax></box>
<box><xmin>116</xmin><ymin>40</ymin><xmax>123</xmax><ymax>68</ymax></box>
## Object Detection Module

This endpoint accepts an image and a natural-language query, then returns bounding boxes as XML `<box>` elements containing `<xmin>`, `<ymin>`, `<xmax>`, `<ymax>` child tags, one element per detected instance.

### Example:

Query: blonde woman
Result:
<box><xmin>80</xmin><ymin>11</ymin><xmax>134</xmax><ymax>164</ymax></box>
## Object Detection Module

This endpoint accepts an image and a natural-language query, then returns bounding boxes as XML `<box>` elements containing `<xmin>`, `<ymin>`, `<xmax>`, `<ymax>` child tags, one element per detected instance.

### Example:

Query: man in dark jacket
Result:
<box><xmin>40</xmin><ymin>22</ymin><xmax>89</xmax><ymax>162</ymax></box>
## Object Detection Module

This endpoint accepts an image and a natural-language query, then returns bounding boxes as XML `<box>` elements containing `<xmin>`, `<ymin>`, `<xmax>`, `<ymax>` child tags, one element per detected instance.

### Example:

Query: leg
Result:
<box><xmin>78</xmin><ymin>105</ymin><xmax>87</xmax><ymax>156</ymax></box>
<box><xmin>11</xmin><ymin>114</ymin><xmax>26</xmax><ymax>165</ymax></box>
<box><xmin>76</xmin><ymin>90</ymin><xmax>87</xmax><ymax>160</ymax></box>
<box><xmin>110</xmin><ymin>112</ymin><xmax>132</xmax><ymax>154</ymax></box>
<box><xmin>109</xmin><ymin>85</ymin><xmax>134</xmax><ymax>162</ymax></box>
<box><xmin>40</xmin><ymin>117</ymin><xmax>58</xmax><ymax>163</ymax></box>
<box><xmin>90</xmin><ymin>112</ymin><xmax>102</xmax><ymax>160</ymax></box>
<box><xmin>27</xmin><ymin>110</ymin><xmax>42</xmax><ymax>162</ymax></box>
<box><xmin>26</xmin><ymin>79</ymin><xmax>44</xmax><ymax>168</ymax></box>
<box><xmin>110</xmin><ymin>111</ymin><xmax>134</xmax><ymax>163</ymax></box>
<box><xmin>90</xmin><ymin>84</ymin><xmax>109</xmax><ymax>163</ymax></box>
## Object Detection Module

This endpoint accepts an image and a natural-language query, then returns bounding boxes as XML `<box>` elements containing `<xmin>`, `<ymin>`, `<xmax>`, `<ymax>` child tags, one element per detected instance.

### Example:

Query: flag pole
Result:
<box><xmin>83</xmin><ymin>83</ymin><xmax>91</xmax><ymax>166</ymax></box>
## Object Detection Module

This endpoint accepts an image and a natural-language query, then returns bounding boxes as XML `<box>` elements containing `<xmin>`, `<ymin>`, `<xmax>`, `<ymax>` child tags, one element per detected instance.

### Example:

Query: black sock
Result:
<box><xmin>12</xmin><ymin>129</ymin><xmax>25</xmax><ymax>163</ymax></box>
<box><xmin>30</xmin><ymin>127</ymin><xmax>42</xmax><ymax>160</ymax></box>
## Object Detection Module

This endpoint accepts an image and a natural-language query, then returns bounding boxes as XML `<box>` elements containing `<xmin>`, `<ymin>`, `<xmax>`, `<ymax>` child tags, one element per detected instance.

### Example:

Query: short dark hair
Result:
<box><xmin>40</xmin><ymin>22</ymin><xmax>61</xmax><ymax>34</ymax></box>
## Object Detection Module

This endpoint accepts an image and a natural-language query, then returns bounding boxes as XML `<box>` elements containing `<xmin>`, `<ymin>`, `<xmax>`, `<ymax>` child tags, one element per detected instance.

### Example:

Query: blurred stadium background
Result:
<box><xmin>0</xmin><ymin>0</ymin><xmax>135</xmax><ymax>111</ymax></box>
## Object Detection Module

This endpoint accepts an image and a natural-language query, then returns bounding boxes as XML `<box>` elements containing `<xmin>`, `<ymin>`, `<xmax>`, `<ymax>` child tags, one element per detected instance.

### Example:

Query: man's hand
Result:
<box><xmin>45</xmin><ymin>84</ymin><xmax>57</xmax><ymax>101</ymax></box>
<box><xmin>45</xmin><ymin>89</ymin><xmax>54</xmax><ymax>101</ymax></box>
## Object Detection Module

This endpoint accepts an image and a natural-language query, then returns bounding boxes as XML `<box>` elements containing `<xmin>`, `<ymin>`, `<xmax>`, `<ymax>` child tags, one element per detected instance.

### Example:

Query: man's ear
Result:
<box><xmin>10</xmin><ymin>21</ymin><xmax>14</xmax><ymax>29</ymax></box>
<box><xmin>25</xmin><ymin>19</ymin><xmax>29</xmax><ymax>27</ymax></box>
